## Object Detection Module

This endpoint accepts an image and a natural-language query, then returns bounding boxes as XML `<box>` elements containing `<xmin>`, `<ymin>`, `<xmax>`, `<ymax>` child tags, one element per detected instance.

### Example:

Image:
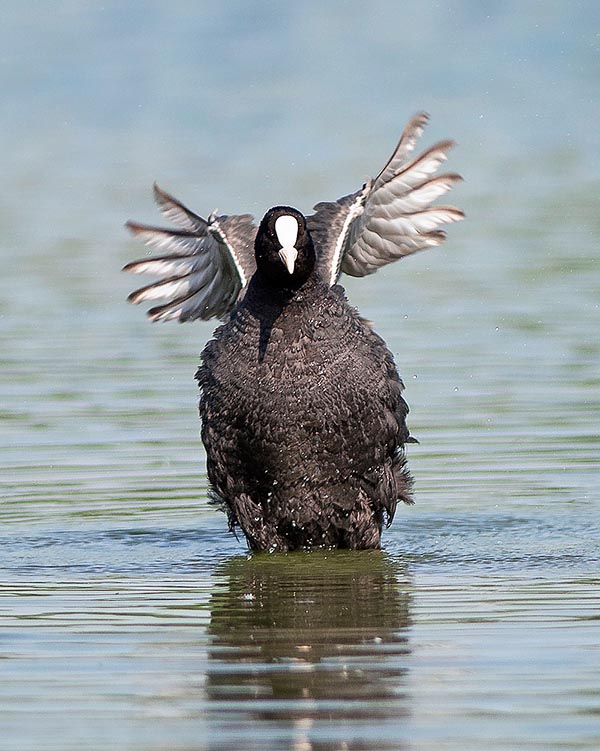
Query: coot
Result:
<box><xmin>124</xmin><ymin>113</ymin><xmax>463</xmax><ymax>551</ymax></box>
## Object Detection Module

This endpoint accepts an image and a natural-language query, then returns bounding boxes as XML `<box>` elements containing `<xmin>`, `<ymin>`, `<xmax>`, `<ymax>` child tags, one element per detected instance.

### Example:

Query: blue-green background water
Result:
<box><xmin>1</xmin><ymin>2</ymin><xmax>599</xmax><ymax>749</ymax></box>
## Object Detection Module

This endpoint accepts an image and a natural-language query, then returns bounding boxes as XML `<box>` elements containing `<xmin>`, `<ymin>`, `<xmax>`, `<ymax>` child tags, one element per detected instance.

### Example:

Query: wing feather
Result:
<box><xmin>122</xmin><ymin>253</ymin><xmax>213</xmax><ymax>278</ymax></box>
<box><xmin>369</xmin><ymin>174</ymin><xmax>462</xmax><ymax>214</ymax></box>
<box><xmin>152</xmin><ymin>183</ymin><xmax>209</xmax><ymax>233</ymax></box>
<box><xmin>123</xmin><ymin>186</ymin><xmax>257</xmax><ymax>322</ymax></box>
<box><xmin>125</xmin><ymin>222</ymin><xmax>208</xmax><ymax>255</ymax></box>
<box><xmin>308</xmin><ymin>114</ymin><xmax>464</xmax><ymax>283</ymax></box>
<box><xmin>371</xmin><ymin>111</ymin><xmax>430</xmax><ymax>190</ymax></box>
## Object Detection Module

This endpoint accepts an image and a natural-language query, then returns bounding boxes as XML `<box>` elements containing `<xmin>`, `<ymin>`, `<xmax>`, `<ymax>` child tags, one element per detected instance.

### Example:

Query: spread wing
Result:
<box><xmin>307</xmin><ymin>113</ymin><xmax>464</xmax><ymax>286</ymax></box>
<box><xmin>123</xmin><ymin>184</ymin><xmax>257</xmax><ymax>322</ymax></box>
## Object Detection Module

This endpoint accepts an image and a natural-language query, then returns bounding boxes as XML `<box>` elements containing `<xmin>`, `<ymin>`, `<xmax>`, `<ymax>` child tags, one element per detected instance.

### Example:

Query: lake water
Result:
<box><xmin>1</xmin><ymin>2</ymin><xmax>600</xmax><ymax>750</ymax></box>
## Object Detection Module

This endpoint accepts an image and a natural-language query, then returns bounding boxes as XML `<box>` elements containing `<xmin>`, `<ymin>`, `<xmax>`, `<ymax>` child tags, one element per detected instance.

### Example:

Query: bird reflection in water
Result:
<box><xmin>207</xmin><ymin>550</ymin><xmax>412</xmax><ymax>751</ymax></box>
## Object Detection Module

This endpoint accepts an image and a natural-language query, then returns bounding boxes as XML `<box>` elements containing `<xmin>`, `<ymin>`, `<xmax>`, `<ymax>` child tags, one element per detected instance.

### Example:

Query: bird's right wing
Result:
<box><xmin>123</xmin><ymin>184</ymin><xmax>257</xmax><ymax>322</ymax></box>
<box><xmin>308</xmin><ymin>113</ymin><xmax>464</xmax><ymax>286</ymax></box>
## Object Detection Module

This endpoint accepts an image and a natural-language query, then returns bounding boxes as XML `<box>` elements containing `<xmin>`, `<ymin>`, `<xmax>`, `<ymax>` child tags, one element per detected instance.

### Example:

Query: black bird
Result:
<box><xmin>124</xmin><ymin>113</ymin><xmax>463</xmax><ymax>551</ymax></box>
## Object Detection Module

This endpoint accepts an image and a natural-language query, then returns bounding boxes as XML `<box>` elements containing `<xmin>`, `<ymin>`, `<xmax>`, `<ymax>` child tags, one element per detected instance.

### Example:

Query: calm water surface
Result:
<box><xmin>2</xmin><ymin>2</ymin><xmax>600</xmax><ymax>750</ymax></box>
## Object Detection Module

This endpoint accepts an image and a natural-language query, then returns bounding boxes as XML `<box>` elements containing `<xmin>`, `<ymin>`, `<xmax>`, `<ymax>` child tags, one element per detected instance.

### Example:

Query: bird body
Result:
<box><xmin>124</xmin><ymin>114</ymin><xmax>463</xmax><ymax>551</ymax></box>
<box><xmin>198</xmin><ymin>269</ymin><xmax>412</xmax><ymax>551</ymax></box>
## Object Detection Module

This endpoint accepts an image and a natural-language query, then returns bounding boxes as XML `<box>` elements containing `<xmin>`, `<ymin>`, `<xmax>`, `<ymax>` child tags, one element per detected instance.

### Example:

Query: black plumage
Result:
<box><xmin>197</xmin><ymin>207</ymin><xmax>413</xmax><ymax>550</ymax></box>
<box><xmin>124</xmin><ymin>114</ymin><xmax>463</xmax><ymax>551</ymax></box>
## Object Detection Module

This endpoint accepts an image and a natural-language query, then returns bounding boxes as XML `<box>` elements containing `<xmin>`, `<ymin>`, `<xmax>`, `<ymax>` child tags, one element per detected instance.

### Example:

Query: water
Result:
<box><xmin>2</xmin><ymin>1</ymin><xmax>600</xmax><ymax>749</ymax></box>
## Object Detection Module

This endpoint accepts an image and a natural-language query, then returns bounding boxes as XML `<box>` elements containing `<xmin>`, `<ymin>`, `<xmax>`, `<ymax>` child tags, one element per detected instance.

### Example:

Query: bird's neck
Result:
<box><xmin>251</xmin><ymin>269</ymin><xmax>322</xmax><ymax>303</ymax></box>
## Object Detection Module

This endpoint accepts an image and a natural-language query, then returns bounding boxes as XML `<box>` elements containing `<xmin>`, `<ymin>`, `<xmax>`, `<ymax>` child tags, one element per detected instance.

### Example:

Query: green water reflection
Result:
<box><xmin>207</xmin><ymin>551</ymin><xmax>411</xmax><ymax>748</ymax></box>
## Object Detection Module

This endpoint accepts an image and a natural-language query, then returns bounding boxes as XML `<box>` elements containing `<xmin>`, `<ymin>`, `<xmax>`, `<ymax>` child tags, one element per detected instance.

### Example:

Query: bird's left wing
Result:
<box><xmin>307</xmin><ymin>113</ymin><xmax>464</xmax><ymax>286</ymax></box>
<box><xmin>123</xmin><ymin>184</ymin><xmax>257</xmax><ymax>322</ymax></box>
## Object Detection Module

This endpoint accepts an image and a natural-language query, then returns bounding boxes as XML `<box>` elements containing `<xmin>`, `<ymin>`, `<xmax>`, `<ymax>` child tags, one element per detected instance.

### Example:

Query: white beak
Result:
<box><xmin>278</xmin><ymin>246</ymin><xmax>298</xmax><ymax>274</ymax></box>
